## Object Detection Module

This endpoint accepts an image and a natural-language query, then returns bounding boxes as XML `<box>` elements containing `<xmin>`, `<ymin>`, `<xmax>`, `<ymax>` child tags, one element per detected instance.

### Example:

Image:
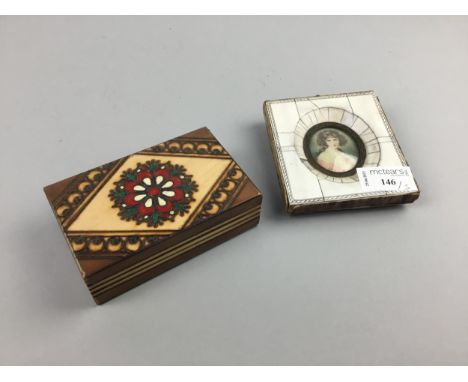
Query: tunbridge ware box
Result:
<box><xmin>44</xmin><ymin>127</ymin><xmax>262</xmax><ymax>304</ymax></box>
<box><xmin>263</xmin><ymin>91</ymin><xmax>420</xmax><ymax>214</ymax></box>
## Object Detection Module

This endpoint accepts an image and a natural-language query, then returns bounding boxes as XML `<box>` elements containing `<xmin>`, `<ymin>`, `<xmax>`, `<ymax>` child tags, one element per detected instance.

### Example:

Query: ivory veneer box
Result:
<box><xmin>44</xmin><ymin>127</ymin><xmax>262</xmax><ymax>304</ymax></box>
<box><xmin>263</xmin><ymin>91</ymin><xmax>420</xmax><ymax>214</ymax></box>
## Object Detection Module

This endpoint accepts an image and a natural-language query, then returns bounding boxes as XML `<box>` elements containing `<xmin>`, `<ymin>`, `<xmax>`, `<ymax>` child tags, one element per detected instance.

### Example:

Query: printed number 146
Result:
<box><xmin>381</xmin><ymin>178</ymin><xmax>396</xmax><ymax>186</ymax></box>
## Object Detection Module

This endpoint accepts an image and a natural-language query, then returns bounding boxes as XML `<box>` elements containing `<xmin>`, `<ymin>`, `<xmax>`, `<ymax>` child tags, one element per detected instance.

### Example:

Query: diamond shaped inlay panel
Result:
<box><xmin>66</xmin><ymin>154</ymin><xmax>232</xmax><ymax>233</ymax></box>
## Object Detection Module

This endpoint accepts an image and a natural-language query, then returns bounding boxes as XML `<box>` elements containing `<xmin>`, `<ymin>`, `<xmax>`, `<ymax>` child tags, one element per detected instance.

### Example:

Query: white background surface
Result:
<box><xmin>0</xmin><ymin>16</ymin><xmax>467</xmax><ymax>365</ymax></box>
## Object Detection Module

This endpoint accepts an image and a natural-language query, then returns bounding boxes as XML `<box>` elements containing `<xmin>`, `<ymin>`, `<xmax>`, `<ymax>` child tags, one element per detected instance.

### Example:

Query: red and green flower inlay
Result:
<box><xmin>109</xmin><ymin>160</ymin><xmax>198</xmax><ymax>227</ymax></box>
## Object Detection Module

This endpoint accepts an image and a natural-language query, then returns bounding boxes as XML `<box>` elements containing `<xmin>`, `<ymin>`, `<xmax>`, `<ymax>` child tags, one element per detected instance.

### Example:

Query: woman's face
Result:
<box><xmin>325</xmin><ymin>135</ymin><xmax>340</xmax><ymax>149</ymax></box>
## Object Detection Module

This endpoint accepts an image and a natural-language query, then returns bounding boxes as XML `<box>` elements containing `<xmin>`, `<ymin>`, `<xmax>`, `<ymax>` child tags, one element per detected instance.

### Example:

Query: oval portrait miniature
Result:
<box><xmin>303</xmin><ymin>122</ymin><xmax>366</xmax><ymax>177</ymax></box>
<box><xmin>293</xmin><ymin>107</ymin><xmax>381</xmax><ymax>183</ymax></box>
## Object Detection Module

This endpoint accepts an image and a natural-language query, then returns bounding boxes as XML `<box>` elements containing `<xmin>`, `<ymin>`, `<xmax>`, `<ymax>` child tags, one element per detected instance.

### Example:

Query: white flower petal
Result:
<box><xmin>144</xmin><ymin>198</ymin><xmax>153</xmax><ymax>207</ymax></box>
<box><xmin>162</xmin><ymin>181</ymin><xmax>173</xmax><ymax>188</ymax></box>
<box><xmin>134</xmin><ymin>194</ymin><xmax>145</xmax><ymax>201</ymax></box>
<box><xmin>133</xmin><ymin>185</ymin><xmax>145</xmax><ymax>191</ymax></box>
<box><xmin>143</xmin><ymin>177</ymin><xmax>151</xmax><ymax>186</ymax></box>
<box><xmin>156</xmin><ymin>175</ymin><xmax>163</xmax><ymax>185</ymax></box>
<box><xmin>158</xmin><ymin>197</ymin><xmax>167</xmax><ymax>206</ymax></box>
<box><xmin>162</xmin><ymin>190</ymin><xmax>175</xmax><ymax>197</ymax></box>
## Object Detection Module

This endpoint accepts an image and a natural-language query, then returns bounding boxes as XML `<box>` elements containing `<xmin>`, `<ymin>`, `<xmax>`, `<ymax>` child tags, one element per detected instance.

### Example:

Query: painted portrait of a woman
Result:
<box><xmin>315</xmin><ymin>129</ymin><xmax>358</xmax><ymax>173</ymax></box>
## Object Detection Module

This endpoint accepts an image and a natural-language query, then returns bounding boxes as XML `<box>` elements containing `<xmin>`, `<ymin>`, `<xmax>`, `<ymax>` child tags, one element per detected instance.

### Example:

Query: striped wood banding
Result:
<box><xmin>90</xmin><ymin>206</ymin><xmax>261</xmax><ymax>298</ymax></box>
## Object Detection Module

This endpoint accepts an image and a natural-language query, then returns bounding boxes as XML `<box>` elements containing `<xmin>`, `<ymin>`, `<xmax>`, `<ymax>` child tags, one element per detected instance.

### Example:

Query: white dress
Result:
<box><xmin>317</xmin><ymin>150</ymin><xmax>357</xmax><ymax>173</ymax></box>
<box><xmin>332</xmin><ymin>151</ymin><xmax>358</xmax><ymax>172</ymax></box>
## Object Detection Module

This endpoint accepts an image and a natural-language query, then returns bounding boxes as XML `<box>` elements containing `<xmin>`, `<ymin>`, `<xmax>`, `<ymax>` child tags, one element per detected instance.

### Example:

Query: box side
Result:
<box><xmin>289</xmin><ymin>191</ymin><xmax>419</xmax><ymax>214</ymax></box>
<box><xmin>93</xmin><ymin>211</ymin><xmax>261</xmax><ymax>304</ymax></box>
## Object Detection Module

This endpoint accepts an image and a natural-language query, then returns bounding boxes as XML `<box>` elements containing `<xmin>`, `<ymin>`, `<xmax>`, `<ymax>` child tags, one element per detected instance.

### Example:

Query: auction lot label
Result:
<box><xmin>357</xmin><ymin>166</ymin><xmax>418</xmax><ymax>192</ymax></box>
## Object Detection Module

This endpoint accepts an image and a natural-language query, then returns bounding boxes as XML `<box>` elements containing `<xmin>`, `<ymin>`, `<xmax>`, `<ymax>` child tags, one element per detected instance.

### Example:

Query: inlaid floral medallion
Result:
<box><xmin>109</xmin><ymin>160</ymin><xmax>198</xmax><ymax>228</ymax></box>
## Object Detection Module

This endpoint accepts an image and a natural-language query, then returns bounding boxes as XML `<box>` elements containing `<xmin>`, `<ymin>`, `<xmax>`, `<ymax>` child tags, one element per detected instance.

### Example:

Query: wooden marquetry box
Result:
<box><xmin>44</xmin><ymin>127</ymin><xmax>262</xmax><ymax>304</ymax></box>
<box><xmin>263</xmin><ymin>91</ymin><xmax>420</xmax><ymax>214</ymax></box>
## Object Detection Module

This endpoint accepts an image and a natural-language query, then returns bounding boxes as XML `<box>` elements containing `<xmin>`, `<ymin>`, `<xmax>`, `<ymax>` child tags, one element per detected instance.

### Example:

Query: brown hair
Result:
<box><xmin>316</xmin><ymin>130</ymin><xmax>347</xmax><ymax>151</ymax></box>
